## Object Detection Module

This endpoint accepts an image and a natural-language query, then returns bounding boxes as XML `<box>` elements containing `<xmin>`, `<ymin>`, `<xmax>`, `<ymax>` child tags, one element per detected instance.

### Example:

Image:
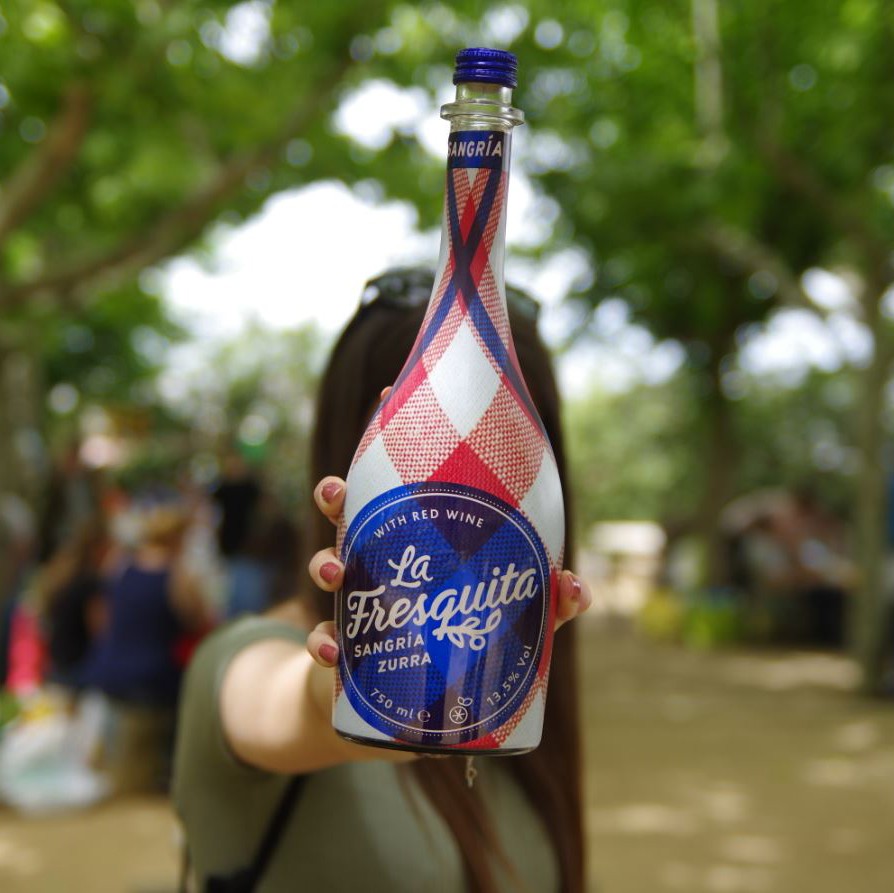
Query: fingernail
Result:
<box><xmin>319</xmin><ymin>643</ymin><xmax>338</xmax><ymax>664</ymax></box>
<box><xmin>321</xmin><ymin>481</ymin><xmax>342</xmax><ymax>503</ymax></box>
<box><xmin>319</xmin><ymin>561</ymin><xmax>341</xmax><ymax>584</ymax></box>
<box><xmin>571</xmin><ymin>577</ymin><xmax>582</xmax><ymax>602</ymax></box>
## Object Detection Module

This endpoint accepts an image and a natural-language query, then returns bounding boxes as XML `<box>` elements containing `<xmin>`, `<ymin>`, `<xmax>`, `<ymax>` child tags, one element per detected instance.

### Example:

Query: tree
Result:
<box><xmin>0</xmin><ymin>1</ymin><xmax>394</xmax><ymax>309</ymax></box>
<box><xmin>2</xmin><ymin>1</ymin><xmax>892</xmax><ymax>686</ymax></box>
<box><xmin>162</xmin><ymin>321</ymin><xmax>326</xmax><ymax>506</ymax></box>
<box><xmin>482</xmin><ymin>0</ymin><xmax>893</xmax><ymax>687</ymax></box>
<box><xmin>565</xmin><ymin>373</ymin><xmax>701</xmax><ymax>534</ymax></box>
<box><xmin>0</xmin><ymin>0</ymin><xmax>388</xmax><ymax>515</ymax></box>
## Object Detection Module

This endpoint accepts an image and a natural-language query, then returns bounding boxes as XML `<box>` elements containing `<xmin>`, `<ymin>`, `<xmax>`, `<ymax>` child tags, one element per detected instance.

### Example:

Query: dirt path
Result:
<box><xmin>0</xmin><ymin>619</ymin><xmax>891</xmax><ymax>892</ymax></box>
<box><xmin>581</xmin><ymin>619</ymin><xmax>894</xmax><ymax>892</ymax></box>
<box><xmin>0</xmin><ymin>796</ymin><xmax>176</xmax><ymax>893</ymax></box>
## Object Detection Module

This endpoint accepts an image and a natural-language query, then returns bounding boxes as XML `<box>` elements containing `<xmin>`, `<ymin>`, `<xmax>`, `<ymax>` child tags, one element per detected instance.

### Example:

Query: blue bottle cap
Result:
<box><xmin>453</xmin><ymin>47</ymin><xmax>518</xmax><ymax>88</ymax></box>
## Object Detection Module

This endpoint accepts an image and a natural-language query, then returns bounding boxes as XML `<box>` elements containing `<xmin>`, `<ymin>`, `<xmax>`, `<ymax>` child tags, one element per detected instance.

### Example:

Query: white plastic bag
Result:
<box><xmin>0</xmin><ymin>691</ymin><xmax>111</xmax><ymax>814</ymax></box>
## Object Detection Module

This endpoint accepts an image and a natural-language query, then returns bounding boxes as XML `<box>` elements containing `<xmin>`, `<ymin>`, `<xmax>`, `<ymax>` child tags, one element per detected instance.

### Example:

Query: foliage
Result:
<box><xmin>2</xmin><ymin>1</ymin><xmax>890</xmax><ymax>335</ymax></box>
<box><xmin>566</xmin><ymin>366</ymin><xmax>856</xmax><ymax>528</ymax></box>
<box><xmin>638</xmin><ymin>588</ymin><xmax>747</xmax><ymax>651</ymax></box>
<box><xmin>1</xmin><ymin>0</ymin><xmax>892</xmax><ymax>674</ymax></box>
<box><xmin>0</xmin><ymin>0</ymin><xmax>394</xmax><ymax>500</ymax></box>
<box><xmin>507</xmin><ymin>0</ymin><xmax>892</xmax><ymax>328</ymax></box>
<box><xmin>161</xmin><ymin>321</ymin><xmax>327</xmax><ymax>506</ymax></box>
<box><xmin>0</xmin><ymin>689</ymin><xmax>21</xmax><ymax>731</ymax></box>
<box><xmin>40</xmin><ymin>282</ymin><xmax>184</xmax><ymax>408</ymax></box>
<box><xmin>0</xmin><ymin>0</ymin><xmax>393</xmax><ymax>308</ymax></box>
<box><xmin>732</xmin><ymin>368</ymin><xmax>858</xmax><ymax>516</ymax></box>
<box><xmin>565</xmin><ymin>372</ymin><xmax>701</xmax><ymax>530</ymax></box>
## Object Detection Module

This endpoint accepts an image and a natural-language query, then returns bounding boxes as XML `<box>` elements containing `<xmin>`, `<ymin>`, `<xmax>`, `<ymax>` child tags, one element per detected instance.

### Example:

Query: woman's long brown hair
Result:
<box><xmin>308</xmin><ymin>284</ymin><xmax>584</xmax><ymax>893</ymax></box>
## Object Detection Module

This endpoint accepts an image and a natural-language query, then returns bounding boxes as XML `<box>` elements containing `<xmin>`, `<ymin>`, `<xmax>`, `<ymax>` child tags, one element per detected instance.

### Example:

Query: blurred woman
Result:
<box><xmin>83</xmin><ymin>504</ymin><xmax>213</xmax><ymax>791</ymax></box>
<box><xmin>174</xmin><ymin>270</ymin><xmax>589</xmax><ymax>893</ymax></box>
<box><xmin>83</xmin><ymin>504</ymin><xmax>212</xmax><ymax>705</ymax></box>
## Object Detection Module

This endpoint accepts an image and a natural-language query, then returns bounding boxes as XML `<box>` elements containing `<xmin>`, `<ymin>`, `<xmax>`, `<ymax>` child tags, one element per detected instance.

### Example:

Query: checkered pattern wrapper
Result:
<box><xmin>335</xmin><ymin>132</ymin><xmax>565</xmax><ymax>752</ymax></box>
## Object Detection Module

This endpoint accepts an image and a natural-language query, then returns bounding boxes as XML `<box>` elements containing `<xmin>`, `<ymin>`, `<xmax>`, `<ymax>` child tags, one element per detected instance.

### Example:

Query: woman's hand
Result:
<box><xmin>306</xmin><ymin>475</ymin><xmax>592</xmax><ymax>671</ymax></box>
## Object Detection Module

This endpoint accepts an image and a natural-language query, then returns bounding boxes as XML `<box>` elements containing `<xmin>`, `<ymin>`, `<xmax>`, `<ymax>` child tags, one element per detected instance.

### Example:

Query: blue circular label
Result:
<box><xmin>337</xmin><ymin>483</ymin><xmax>550</xmax><ymax>746</ymax></box>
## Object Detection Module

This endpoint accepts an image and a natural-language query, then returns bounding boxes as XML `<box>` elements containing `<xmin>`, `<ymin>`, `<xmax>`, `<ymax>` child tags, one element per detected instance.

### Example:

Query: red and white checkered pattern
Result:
<box><xmin>427</xmin><ymin>320</ymin><xmax>502</xmax><ymax>437</ymax></box>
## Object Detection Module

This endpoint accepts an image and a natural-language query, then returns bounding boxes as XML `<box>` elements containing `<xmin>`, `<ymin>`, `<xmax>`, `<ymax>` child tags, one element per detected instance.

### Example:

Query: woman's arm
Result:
<box><xmin>220</xmin><ymin>632</ymin><xmax>410</xmax><ymax>774</ymax></box>
<box><xmin>219</xmin><ymin>476</ymin><xmax>591</xmax><ymax>775</ymax></box>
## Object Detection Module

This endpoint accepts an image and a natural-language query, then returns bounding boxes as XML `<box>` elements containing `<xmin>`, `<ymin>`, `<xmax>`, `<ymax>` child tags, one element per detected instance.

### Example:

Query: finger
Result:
<box><xmin>308</xmin><ymin>547</ymin><xmax>344</xmax><ymax>592</ymax></box>
<box><xmin>554</xmin><ymin>570</ymin><xmax>592</xmax><ymax>631</ymax></box>
<box><xmin>307</xmin><ymin>621</ymin><xmax>338</xmax><ymax>667</ymax></box>
<box><xmin>380</xmin><ymin>386</ymin><xmax>392</xmax><ymax>401</ymax></box>
<box><xmin>314</xmin><ymin>476</ymin><xmax>346</xmax><ymax>526</ymax></box>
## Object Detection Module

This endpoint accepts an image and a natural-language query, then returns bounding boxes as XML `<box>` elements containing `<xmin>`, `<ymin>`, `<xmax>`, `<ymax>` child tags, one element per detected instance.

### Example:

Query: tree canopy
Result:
<box><xmin>1</xmin><ymin>0</ymin><xmax>892</xmax><ymax>681</ymax></box>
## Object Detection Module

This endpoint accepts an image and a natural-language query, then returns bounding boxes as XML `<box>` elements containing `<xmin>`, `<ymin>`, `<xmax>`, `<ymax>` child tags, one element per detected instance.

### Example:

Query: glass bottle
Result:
<box><xmin>334</xmin><ymin>48</ymin><xmax>564</xmax><ymax>754</ymax></box>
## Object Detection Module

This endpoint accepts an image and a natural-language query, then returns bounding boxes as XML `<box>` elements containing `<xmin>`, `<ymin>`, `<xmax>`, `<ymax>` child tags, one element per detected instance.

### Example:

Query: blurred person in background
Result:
<box><xmin>82</xmin><ymin>503</ymin><xmax>214</xmax><ymax>792</ymax></box>
<box><xmin>211</xmin><ymin>449</ymin><xmax>274</xmax><ymax>617</ymax></box>
<box><xmin>173</xmin><ymin>270</ymin><xmax>590</xmax><ymax>893</ymax></box>
<box><xmin>245</xmin><ymin>490</ymin><xmax>301</xmax><ymax>608</ymax></box>
<box><xmin>737</xmin><ymin>489</ymin><xmax>854</xmax><ymax>646</ymax></box>
<box><xmin>34</xmin><ymin>514</ymin><xmax>112</xmax><ymax>694</ymax></box>
<box><xmin>784</xmin><ymin>487</ymin><xmax>854</xmax><ymax>646</ymax></box>
<box><xmin>0</xmin><ymin>493</ymin><xmax>37</xmax><ymax>688</ymax></box>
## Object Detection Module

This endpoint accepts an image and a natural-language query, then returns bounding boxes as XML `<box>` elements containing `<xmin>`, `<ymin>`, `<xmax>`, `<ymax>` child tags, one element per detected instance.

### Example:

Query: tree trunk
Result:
<box><xmin>691</xmin><ymin>0</ymin><xmax>726</xmax><ymax>164</ymax></box>
<box><xmin>697</xmin><ymin>358</ymin><xmax>737</xmax><ymax>588</ymax></box>
<box><xmin>0</xmin><ymin>342</ymin><xmax>23</xmax><ymax>590</ymax></box>
<box><xmin>853</xmin><ymin>311</ymin><xmax>892</xmax><ymax>693</ymax></box>
<box><xmin>0</xmin><ymin>338</ymin><xmax>43</xmax><ymax>591</ymax></box>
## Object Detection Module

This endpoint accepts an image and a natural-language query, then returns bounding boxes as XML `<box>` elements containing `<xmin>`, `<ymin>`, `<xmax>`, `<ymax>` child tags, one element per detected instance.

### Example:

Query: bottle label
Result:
<box><xmin>447</xmin><ymin>130</ymin><xmax>507</xmax><ymax>170</ymax></box>
<box><xmin>337</xmin><ymin>482</ymin><xmax>549</xmax><ymax>746</ymax></box>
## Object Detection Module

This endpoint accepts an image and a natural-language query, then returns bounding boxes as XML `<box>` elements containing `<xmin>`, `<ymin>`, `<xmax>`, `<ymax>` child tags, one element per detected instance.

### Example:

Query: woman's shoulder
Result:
<box><xmin>203</xmin><ymin>613</ymin><xmax>307</xmax><ymax>651</ymax></box>
<box><xmin>184</xmin><ymin>614</ymin><xmax>308</xmax><ymax>706</ymax></box>
<box><xmin>174</xmin><ymin>616</ymin><xmax>308</xmax><ymax>789</ymax></box>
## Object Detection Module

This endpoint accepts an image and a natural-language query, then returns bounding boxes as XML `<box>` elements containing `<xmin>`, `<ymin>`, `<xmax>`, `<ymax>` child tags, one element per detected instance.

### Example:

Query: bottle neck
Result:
<box><xmin>384</xmin><ymin>80</ymin><xmax>528</xmax><ymax>404</ymax></box>
<box><xmin>440</xmin><ymin>82</ymin><xmax>524</xmax><ymax>131</ymax></box>
<box><xmin>429</xmin><ymin>81</ymin><xmax>523</xmax><ymax>339</ymax></box>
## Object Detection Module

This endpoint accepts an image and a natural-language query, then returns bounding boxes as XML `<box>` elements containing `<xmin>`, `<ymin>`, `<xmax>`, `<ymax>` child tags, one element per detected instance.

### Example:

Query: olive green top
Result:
<box><xmin>172</xmin><ymin>617</ymin><xmax>558</xmax><ymax>893</ymax></box>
